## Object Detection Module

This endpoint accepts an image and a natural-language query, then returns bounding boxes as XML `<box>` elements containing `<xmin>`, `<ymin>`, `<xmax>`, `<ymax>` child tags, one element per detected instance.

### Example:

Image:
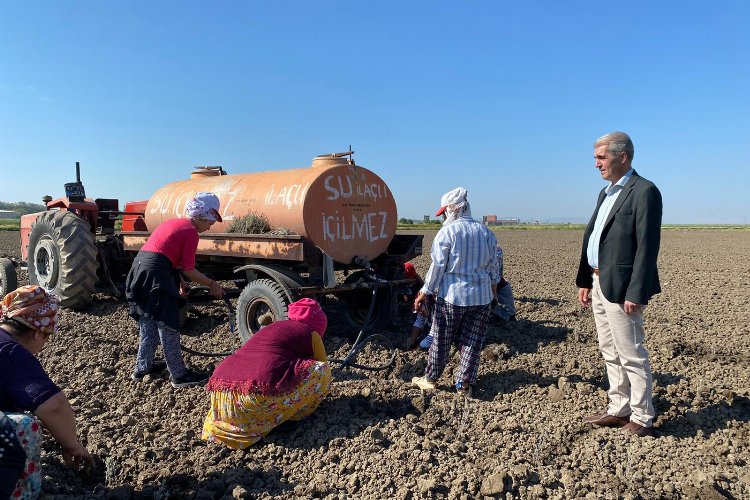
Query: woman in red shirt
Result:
<box><xmin>125</xmin><ymin>192</ymin><xmax>225</xmax><ymax>388</ymax></box>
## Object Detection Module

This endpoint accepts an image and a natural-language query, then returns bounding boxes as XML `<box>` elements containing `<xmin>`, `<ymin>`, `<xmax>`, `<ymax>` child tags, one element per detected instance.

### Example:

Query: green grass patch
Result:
<box><xmin>398</xmin><ymin>222</ymin><xmax>750</xmax><ymax>231</ymax></box>
<box><xmin>397</xmin><ymin>223</ymin><xmax>587</xmax><ymax>231</ymax></box>
<box><xmin>662</xmin><ymin>224</ymin><xmax>750</xmax><ymax>230</ymax></box>
<box><xmin>0</xmin><ymin>220</ymin><xmax>20</xmax><ymax>231</ymax></box>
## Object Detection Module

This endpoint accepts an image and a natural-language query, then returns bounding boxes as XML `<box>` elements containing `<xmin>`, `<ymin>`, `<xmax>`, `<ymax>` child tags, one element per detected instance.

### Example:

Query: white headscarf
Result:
<box><xmin>436</xmin><ymin>187</ymin><xmax>471</xmax><ymax>225</ymax></box>
<box><xmin>184</xmin><ymin>192</ymin><xmax>223</xmax><ymax>222</ymax></box>
<box><xmin>443</xmin><ymin>202</ymin><xmax>471</xmax><ymax>225</ymax></box>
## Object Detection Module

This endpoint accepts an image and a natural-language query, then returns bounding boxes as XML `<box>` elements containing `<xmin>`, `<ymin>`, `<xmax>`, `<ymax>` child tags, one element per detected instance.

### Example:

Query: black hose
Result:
<box><xmin>330</xmin><ymin>333</ymin><xmax>396</xmax><ymax>371</ymax></box>
<box><xmin>180</xmin><ymin>281</ymin><xmax>397</xmax><ymax>372</ymax></box>
<box><xmin>180</xmin><ymin>296</ymin><xmax>237</xmax><ymax>358</ymax></box>
<box><xmin>329</xmin><ymin>282</ymin><xmax>397</xmax><ymax>373</ymax></box>
<box><xmin>180</xmin><ymin>343</ymin><xmax>234</xmax><ymax>358</ymax></box>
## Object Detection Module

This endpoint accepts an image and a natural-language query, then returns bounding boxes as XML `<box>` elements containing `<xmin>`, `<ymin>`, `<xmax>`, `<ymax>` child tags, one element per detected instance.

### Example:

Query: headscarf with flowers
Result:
<box><xmin>0</xmin><ymin>285</ymin><xmax>59</xmax><ymax>335</ymax></box>
<box><xmin>184</xmin><ymin>192</ymin><xmax>223</xmax><ymax>222</ymax></box>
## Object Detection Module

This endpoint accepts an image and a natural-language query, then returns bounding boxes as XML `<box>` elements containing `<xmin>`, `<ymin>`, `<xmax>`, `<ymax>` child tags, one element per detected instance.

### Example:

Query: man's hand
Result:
<box><xmin>179</xmin><ymin>280</ymin><xmax>191</xmax><ymax>298</ymax></box>
<box><xmin>414</xmin><ymin>292</ymin><xmax>427</xmax><ymax>313</ymax></box>
<box><xmin>578</xmin><ymin>288</ymin><xmax>592</xmax><ymax>307</ymax></box>
<box><xmin>623</xmin><ymin>300</ymin><xmax>643</xmax><ymax>315</ymax></box>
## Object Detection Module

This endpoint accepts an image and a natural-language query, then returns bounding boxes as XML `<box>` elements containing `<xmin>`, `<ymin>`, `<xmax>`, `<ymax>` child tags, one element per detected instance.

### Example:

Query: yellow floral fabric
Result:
<box><xmin>201</xmin><ymin>361</ymin><xmax>331</xmax><ymax>449</ymax></box>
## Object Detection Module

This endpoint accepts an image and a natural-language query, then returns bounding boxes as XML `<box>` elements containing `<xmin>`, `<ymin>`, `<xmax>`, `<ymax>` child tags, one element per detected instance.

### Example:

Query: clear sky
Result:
<box><xmin>1</xmin><ymin>0</ymin><xmax>748</xmax><ymax>224</ymax></box>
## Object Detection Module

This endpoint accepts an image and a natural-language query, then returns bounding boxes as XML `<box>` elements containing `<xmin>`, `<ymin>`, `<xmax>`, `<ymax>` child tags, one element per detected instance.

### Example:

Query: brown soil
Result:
<box><xmin>1</xmin><ymin>229</ymin><xmax>749</xmax><ymax>499</ymax></box>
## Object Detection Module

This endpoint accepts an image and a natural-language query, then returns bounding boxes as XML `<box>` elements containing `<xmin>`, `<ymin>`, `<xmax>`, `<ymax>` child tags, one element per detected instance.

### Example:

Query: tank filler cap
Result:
<box><xmin>191</xmin><ymin>166</ymin><xmax>227</xmax><ymax>178</ymax></box>
<box><xmin>312</xmin><ymin>147</ymin><xmax>356</xmax><ymax>168</ymax></box>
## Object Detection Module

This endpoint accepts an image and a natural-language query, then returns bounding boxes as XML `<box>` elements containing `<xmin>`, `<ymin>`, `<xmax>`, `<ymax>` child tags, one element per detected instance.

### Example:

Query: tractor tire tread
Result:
<box><xmin>28</xmin><ymin>211</ymin><xmax>98</xmax><ymax>309</ymax></box>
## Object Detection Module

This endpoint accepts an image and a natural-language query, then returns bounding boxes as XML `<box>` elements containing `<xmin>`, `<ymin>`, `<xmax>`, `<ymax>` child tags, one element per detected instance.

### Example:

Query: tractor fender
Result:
<box><xmin>233</xmin><ymin>264</ymin><xmax>304</xmax><ymax>303</ymax></box>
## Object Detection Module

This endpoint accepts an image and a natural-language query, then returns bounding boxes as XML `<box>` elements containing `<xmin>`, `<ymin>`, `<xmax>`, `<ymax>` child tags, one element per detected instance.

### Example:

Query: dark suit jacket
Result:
<box><xmin>576</xmin><ymin>170</ymin><xmax>662</xmax><ymax>305</ymax></box>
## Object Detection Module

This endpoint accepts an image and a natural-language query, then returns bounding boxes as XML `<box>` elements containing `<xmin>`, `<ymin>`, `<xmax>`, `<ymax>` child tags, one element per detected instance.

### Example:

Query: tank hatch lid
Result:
<box><xmin>191</xmin><ymin>166</ymin><xmax>227</xmax><ymax>178</ymax></box>
<box><xmin>312</xmin><ymin>148</ymin><xmax>355</xmax><ymax>168</ymax></box>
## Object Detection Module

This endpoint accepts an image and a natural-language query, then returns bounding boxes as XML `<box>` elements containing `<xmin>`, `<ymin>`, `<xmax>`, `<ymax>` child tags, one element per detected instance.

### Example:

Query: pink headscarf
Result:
<box><xmin>287</xmin><ymin>298</ymin><xmax>327</xmax><ymax>337</ymax></box>
<box><xmin>1</xmin><ymin>285</ymin><xmax>59</xmax><ymax>335</ymax></box>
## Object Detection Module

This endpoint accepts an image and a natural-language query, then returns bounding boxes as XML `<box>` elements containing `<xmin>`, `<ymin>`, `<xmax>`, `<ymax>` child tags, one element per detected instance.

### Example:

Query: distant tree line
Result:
<box><xmin>0</xmin><ymin>201</ymin><xmax>47</xmax><ymax>217</ymax></box>
<box><xmin>398</xmin><ymin>217</ymin><xmax>442</xmax><ymax>225</ymax></box>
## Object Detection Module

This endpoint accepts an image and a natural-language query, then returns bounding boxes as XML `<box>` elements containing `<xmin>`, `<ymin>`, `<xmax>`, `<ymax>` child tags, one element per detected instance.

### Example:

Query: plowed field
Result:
<box><xmin>1</xmin><ymin>229</ymin><xmax>748</xmax><ymax>499</ymax></box>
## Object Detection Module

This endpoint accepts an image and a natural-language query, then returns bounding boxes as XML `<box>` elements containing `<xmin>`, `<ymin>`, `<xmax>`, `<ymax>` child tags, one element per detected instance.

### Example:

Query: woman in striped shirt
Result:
<box><xmin>412</xmin><ymin>187</ymin><xmax>499</xmax><ymax>397</ymax></box>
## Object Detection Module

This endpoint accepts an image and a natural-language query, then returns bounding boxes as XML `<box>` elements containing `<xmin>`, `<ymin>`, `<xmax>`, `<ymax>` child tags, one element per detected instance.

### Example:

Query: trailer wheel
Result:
<box><xmin>0</xmin><ymin>258</ymin><xmax>18</xmax><ymax>297</ymax></box>
<box><xmin>27</xmin><ymin>211</ymin><xmax>98</xmax><ymax>309</ymax></box>
<box><xmin>237</xmin><ymin>279</ymin><xmax>289</xmax><ymax>343</ymax></box>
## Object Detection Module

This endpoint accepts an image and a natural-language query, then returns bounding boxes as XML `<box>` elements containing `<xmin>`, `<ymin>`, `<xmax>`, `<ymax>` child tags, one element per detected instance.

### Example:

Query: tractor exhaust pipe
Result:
<box><xmin>65</xmin><ymin>161</ymin><xmax>86</xmax><ymax>202</ymax></box>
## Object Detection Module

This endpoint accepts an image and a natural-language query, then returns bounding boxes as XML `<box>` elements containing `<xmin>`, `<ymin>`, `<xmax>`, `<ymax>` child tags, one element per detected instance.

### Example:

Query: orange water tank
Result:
<box><xmin>143</xmin><ymin>156</ymin><xmax>398</xmax><ymax>264</ymax></box>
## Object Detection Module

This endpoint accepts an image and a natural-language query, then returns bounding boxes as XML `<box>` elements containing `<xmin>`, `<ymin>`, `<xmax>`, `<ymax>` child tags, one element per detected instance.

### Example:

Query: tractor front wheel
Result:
<box><xmin>27</xmin><ymin>211</ymin><xmax>98</xmax><ymax>309</ymax></box>
<box><xmin>0</xmin><ymin>258</ymin><xmax>18</xmax><ymax>297</ymax></box>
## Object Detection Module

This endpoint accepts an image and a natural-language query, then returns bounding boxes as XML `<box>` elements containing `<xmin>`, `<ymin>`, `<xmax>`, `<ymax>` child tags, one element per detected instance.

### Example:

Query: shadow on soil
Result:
<box><xmin>266</xmin><ymin>393</ymin><xmax>417</xmax><ymax>449</ymax></box>
<box><xmin>656</xmin><ymin>394</ymin><xmax>750</xmax><ymax>440</ymax></box>
<box><xmin>65</xmin><ymin>466</ymin><xmax>295</xmax><ymax>499</ymax></box>
<box><xmin>517</xmin><ymin>296</ymin><xmax>562</xmax><ymax>306</ymax></box>
<box><xmin>475</xmin><ymin>369</ymin><xmax>558</xmax><ymax>401</ymax></box>
<box><xmin>485</xmin><ymin>316</ymin><xmax>571</xmax><ymax>355</ymax></box>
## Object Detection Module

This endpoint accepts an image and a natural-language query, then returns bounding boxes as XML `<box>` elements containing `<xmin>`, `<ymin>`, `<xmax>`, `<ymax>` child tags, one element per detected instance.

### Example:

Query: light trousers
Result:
<box><xmin>591</xmin><ymin>274</ymin><xmax>655</xmax><ymax>427</ymax></box>
<box><xmin>492</xmin><ymin>282</ymin><xmax>516</xmax><ymax>320</ymax></box>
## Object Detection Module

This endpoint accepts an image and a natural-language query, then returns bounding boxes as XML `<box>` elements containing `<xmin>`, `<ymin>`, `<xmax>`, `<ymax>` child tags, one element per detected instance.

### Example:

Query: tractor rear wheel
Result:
<box><xmin>236</xmin><ymin>279</ymin><xmax>289</xmax><ymax>343</ymax></box>
<box><xmin>27</xmin><ymin>211</ymin><xmax>98</xmax><ymax>309</ymax></box>
<box><xmin>0</xmin><ymin>258</ymin><xmax>18</xmax><ymax>297</ymax></box>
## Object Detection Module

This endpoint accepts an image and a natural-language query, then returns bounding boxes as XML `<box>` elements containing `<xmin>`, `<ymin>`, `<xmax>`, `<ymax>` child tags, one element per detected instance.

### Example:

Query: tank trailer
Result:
<box><xmin>7</xmin><ymin>153</ymin><xmax>422</xmax><ymax>341</ymax></box>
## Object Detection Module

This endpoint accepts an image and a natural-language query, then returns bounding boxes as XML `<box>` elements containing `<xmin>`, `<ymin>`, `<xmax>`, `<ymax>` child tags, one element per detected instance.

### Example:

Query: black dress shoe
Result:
<box><xmin>584</xmin><ymin>413</ymin><xmax>631</xmax><ymax>428</ymax></box>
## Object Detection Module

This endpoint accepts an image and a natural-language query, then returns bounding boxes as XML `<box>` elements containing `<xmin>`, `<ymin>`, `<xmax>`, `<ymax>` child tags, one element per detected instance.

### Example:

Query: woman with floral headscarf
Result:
<box><xmin>1</xmin><ymin>285</ymin><xmax>93</xmax><ymax>499</ymax></box>
<box><xmin>125</xmin><ymin>192</ymin><xmax>226</xmax><ymax>388</ymax></box>
<box><xmin>201</xmin><ymin>298</ymin><xmax>332</xmax><ymax>449</ymax></box>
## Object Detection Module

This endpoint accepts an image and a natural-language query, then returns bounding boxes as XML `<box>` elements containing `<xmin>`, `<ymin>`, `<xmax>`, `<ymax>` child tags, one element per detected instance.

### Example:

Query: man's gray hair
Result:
<box><xmin>595</xmin><ymin>131</ymin><xmax>634</xmax><ymax>160</ymax></box>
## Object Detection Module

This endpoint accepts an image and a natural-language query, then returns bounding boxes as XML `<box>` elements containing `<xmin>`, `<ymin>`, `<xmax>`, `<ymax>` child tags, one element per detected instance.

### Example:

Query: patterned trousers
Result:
<box><xmin>135</xmin><ymin>317</ymin><xmax>187</xmax><ymax>378</ymax></box>
<box><xmin>424</xmin><ymin>297</ymin><xmax>490</xmax><ymax>387</ymax></box>
<box><xmin>0</xmin><ymin>411</ymin><xmax>42</xmax><ymax>499</ymax></box>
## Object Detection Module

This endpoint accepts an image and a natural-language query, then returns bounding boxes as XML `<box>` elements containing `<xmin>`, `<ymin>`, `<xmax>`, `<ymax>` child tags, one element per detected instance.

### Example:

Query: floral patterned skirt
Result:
<box><xmin>201</xmin><ymin>362</ymin><xmax>332</xmax><ymax>449</ymax></box>
<box><xmin>0</xmin><ymin>412</ymin><xmax>42</xmax><ymax>499</ymax></box>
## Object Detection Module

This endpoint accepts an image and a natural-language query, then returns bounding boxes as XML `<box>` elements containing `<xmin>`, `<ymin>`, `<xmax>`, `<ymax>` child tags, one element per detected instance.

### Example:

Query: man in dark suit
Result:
<box><xmin>576</xmin><ymin>131</ymin><xmax>662</xmax><ymax>438</ymax></box>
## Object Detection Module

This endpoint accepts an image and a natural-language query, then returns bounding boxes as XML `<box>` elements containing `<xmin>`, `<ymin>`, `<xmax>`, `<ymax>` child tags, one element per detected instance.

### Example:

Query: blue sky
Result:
<box><xmin>1</xmin><ymin>0</ymin><xmax>748</xmax><ymax>224</ymax></box>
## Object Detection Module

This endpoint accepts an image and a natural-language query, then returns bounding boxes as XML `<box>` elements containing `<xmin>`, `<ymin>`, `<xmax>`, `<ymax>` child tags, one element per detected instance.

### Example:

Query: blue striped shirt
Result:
<box><xmin>420</xmin><ymin>216</ymin><xmax>500</xmax><ymax>306</ymax></box>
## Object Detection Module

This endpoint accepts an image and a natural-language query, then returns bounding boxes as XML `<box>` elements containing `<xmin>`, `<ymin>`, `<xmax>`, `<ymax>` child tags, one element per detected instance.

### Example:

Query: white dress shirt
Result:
<box><xmin>587</xmin><ymin>169</ymin><xmax>634</xmax><ymax>269</ymax></box>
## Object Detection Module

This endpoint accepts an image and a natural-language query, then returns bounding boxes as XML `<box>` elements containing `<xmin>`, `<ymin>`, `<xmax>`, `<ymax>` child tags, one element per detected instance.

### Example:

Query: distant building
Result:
<box><xmin>0</xmin><ymin>209</ymin><xmax>18</xmax><ymax>220</ymax></box>
<box><xmin>483</xmin><ymin>215</ymin><xmax>520</xmax><ymax>226</ymax></box>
